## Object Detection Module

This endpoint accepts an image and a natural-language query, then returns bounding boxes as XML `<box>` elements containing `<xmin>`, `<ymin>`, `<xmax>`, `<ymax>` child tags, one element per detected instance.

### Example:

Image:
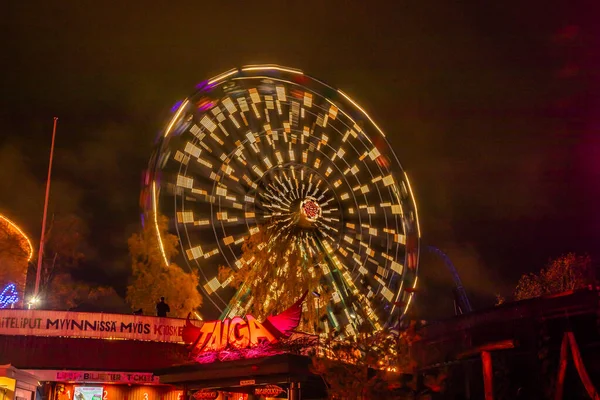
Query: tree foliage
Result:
<box><xmin>39</xmin><ymin>214</ymin><xmax>87</xmax><ymax>293</ymax></box>
<box><xmin>218</xmin><ymin>224</ymin><xmax>330</xmax><ymax>333</ymax></box>
<box><xmin>312</xmin><ymin>329</ymin><xmax>400</xmax><ymax>399</ymax></box>
<box><xmin>126</xmin><ymin>214</ymin><xmax>202</xmax><ymax>317</ymax></box>
<box><xmin>514</xmin><ymin>253</ymin><xmax>596</xmax><ymax>301</ymax></box>
<box><xmin>41</xmin><ymin>214</ymin><xmax>122</xmax><ymax>310</ymax></box>
<box><xmin>43</xmin><ymin>273</ymin><xmax>121</xmax><ymax>311</ymax></box>
<box><xmin>9</xmin><ymin>213</ymin><xmax>122</xmax><ymax>311</ymax></box>
<box><xmin>311</xmin><ymin>322</ymin><xmax>446</xmax><ymax>399</ymax></box>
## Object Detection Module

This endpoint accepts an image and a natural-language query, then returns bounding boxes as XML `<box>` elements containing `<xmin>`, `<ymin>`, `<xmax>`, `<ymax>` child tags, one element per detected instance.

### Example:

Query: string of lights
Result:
<box><xmin>144</xmin><ymin>65</ymin><xmax>420</xmax><ymax>336</ymax></box>
<box><xmin>0</xmin><ymin>283</ymin><xmax>19</xmax><ymax>309</ymax></box>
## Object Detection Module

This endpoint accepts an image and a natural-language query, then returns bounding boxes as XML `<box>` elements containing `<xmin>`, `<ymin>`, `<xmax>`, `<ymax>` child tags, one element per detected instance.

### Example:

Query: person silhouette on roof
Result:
<box><xmin>156</xmin><ymin>296</ymin><xmax>170</xmax><ymax>317</ymax></box>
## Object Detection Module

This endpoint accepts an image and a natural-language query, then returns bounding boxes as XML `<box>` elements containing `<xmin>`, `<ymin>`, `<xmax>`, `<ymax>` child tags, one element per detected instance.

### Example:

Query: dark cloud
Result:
<box><xmin>1</xmin><ymin>0</ymin><xmax>597</xmax><ymax>315</ymax></box>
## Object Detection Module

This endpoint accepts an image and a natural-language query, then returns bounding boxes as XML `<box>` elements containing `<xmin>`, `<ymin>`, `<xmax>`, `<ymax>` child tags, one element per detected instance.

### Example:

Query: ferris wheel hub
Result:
<box><xmin>299</xmin><ymin>198</ymin><xmax>321</xmax><ymax>224</ymax></box>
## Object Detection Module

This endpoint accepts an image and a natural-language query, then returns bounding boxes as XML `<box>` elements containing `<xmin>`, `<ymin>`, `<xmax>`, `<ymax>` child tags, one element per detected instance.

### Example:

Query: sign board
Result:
<box><xmin>191</xmin><ymin>390</ymin><xmax>218</xmax><ymax>400</ymax></box>
<box><xmin>239</xmin><ymin>380</ymin><xmax>255</xmax><ymax>386</ymax></box>
<box><xmin>73</xmin><ymin>386</ymin><xmax>103</xmax><ymax>400</ymax></box>
<box><xmin>255</xmin><ymin>385</ymin><xmax>284</xmax><ymax>397</ymax></box>
<box><xmin>0</xmin><ymin>310</ymin><xmax>186</xmax><ymax>343</ymax></box>
<box><xmin>182</xmin><ymin>292</ymin><xmax>307</xmax><ymax>355</ymax></box>
<box><xmin>24</xmin><ymin>370</ymin><xmax>159</xmax><ymax>384</ymax></box>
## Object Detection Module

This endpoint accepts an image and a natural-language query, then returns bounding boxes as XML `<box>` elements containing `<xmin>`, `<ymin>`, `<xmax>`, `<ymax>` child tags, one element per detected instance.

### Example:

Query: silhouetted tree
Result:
<box><xmin>311</xmin><ymin>322</ymin><xmax>446</xmax><ymax>399</ymax></box>
<box><xmin>38</xmin><ymin>214</ymin><xmax>87</xmax><ymax>292</ymax></box>
<box><xmin>126</xmin><ymin>213</ymin><xmax>202</xmax><ymax>317</ymax></box>
<box><xmin>514</xmin><ymin>253</ymin><xmax>596</xmax><ymax>300</ymax></box>
<box><xmin>44</xmin><ymin>273</ymin><xmax>120</xmax><ymax>311</ymax></box>
<box><xmin>20</xmin><ymin>213</ymin><xmax>114</xmax><ymax>310</ymax></box>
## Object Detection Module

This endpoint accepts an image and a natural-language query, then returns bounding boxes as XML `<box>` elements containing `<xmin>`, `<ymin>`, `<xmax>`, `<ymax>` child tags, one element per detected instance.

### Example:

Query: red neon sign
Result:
<box><xmin>191</xmin><ymin>390</ymin><xmax>218</xmax><ymax>400</ymax></box>
<box><xmin>182</xmin><ymin>292</ymin><xmax>306</xmax><ymax>354</ymax></box>
<box><xmin>255</xmin><ymin>385</ymin><xmax>284</xmax><ymax>397</ymax></box>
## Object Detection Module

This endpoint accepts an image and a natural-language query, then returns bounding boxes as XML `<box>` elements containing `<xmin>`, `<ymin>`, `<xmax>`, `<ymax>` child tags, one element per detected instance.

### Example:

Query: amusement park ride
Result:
<box><xmin>0</xmin><ymin>64</ymin><xmax>472</xmax><ymax>328</ymax></box>
<box><xmin>0</xmin><ymin>213</ymin><xmax>32</xmax><ymax>309</ymax></box>
<box><xmin>0</xmin><ymin>64</ymin><xmax>486</xmax><ymax>400</ymax></box>
<box><xmin>5</xmin><ymin>64</ymin><xmax>600</xmax><ymax>400</ymax></box>
<box><xmin>427</xmin><ymin>246</ymin><xmax>473</xmax><ymax>315</ymax></box>
<box><xmin>143</xmin><ymin>64</ymin><xmax>423</xmax><ymax>337</ymax></box>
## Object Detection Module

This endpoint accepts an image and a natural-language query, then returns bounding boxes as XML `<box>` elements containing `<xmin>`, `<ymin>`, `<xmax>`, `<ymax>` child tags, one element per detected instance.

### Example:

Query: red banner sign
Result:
<box><xmin>24</xmin><ymin>370</ymin><xmax>158</xmax><ymax>384</ymax></box>
<box><xmin>182</xmin><ymin>292</ymin><xmax>306</xmax><ymax>354</ymax></box>
<box><xmin>0</xmin><ymin>310</ymin><xmax>185</xmax><ymax>343</ymax></box>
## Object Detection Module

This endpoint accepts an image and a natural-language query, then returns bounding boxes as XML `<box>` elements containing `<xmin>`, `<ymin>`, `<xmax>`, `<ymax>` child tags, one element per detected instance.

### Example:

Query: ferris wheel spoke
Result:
<box><xmin>146</xmin><ymin>65</ymin><xmax>420</xmax><ymax>329</ymax></box>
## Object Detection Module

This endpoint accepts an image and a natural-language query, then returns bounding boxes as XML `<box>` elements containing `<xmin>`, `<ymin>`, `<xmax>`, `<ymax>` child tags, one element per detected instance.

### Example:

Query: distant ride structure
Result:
<box><xmin>0</xmin><ymin>213</ymin><xmax>34</xmax><ymax>262</ymax></box>
<box><xmin>143</xmin><ymin>65</ymin><xmax>420</xmax><ymax>335</ymax></box>
<box><xmin>0</xmin><ymin>213</ymin><xmax>33</xmax><ymax>307</ymax></box>
<box><xmin>427</xmin><ymin>246</ymin><xmax>472</xmax><ymax>315</ymax></box>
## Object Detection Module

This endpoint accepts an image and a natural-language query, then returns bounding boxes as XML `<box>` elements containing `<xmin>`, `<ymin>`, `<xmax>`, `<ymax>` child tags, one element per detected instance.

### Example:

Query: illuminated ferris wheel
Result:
<box><xmin>144</xmin><ymin>65</ymin><xmax>420</xmax><ymax>336</ymax></box>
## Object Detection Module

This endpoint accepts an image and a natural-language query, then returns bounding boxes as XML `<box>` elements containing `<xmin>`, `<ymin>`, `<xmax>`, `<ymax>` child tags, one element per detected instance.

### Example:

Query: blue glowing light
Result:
<box><xmin>195</xmin><ymin>80</ymin><xmax>208</xmax><ymax>90</ymax></box>
<box><xmin>170</xmin><ymin>100</ymin><xmax>183</xmax><ymax>113</ymax></box>
<box><xmin>0</xmin><ymin>283</ymin><xmax>19</xmax><ymax>309</ymax></box>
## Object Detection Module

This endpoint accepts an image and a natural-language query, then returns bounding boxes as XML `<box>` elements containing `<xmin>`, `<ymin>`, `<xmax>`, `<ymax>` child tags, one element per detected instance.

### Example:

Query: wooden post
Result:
<box><xmin>458</xmin><ymin>340</ymin><xmax>515</xmax><ymax>359</ymax></box>
<box><xmin>567</xmin><ymin>332</ymin><xmax>600</xmax><ymax>399</ymax></box>
<box><xmin>554</xmin><ymin>333</ymin><xmax>569</xmax><ymax>400</ymax></box>
<box><xmin>458</xmin><ymin>340</ymin><xmax>515</xmax><ymax>400</ymax></box>
<box><xmin>465</xmin><ymin>362</ymin><xmax>471</xmax><ymax>400</ymax></box>
<box><xmin>481</xmin><ymin>351</ymin><xmax>494</xmax><ymax>400</ymax></box>
<box><xmin>288</xmin><ymin>382</ymin><xmax>300</xmax><ymax>400</ymax></box>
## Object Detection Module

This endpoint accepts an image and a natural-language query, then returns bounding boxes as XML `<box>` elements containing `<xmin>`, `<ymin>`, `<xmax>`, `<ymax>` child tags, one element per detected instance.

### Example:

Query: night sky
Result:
<box><xmin>1</xmin><ymin>1</ymin><xmax>598</xmax><ymax>318</ymax></box>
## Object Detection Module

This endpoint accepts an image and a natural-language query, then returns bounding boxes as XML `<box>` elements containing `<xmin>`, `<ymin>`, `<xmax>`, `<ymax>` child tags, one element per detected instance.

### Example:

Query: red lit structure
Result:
<box><xmin>181</xmin><ymin>292</ymin><xmax>310</xmax><ymax>364</ymax></box>
<box><xmin>0</xmin><ymin>304</ymin><xmax>317</xmax><ymax>399</ymax></box>
<box><xmin>2</xmin><ymin>290</ymin><xmax>600</xmax><ymax>399</ymax></box>
<box><xmin>0</xmin><ymin>311</ymin><xmax>189</xmax><ymax>400</ymax></box>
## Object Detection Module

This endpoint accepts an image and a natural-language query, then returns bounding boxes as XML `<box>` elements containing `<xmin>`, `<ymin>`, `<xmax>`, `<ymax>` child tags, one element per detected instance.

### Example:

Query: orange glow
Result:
<box><xmin>164</xmin><ymin>99</ymin><xmax>189</xmax><ymax>138</ymax></box>
<box><xmin>0</xmin><ymin>213</ymin><xmax>34</xmax><ymax>261</ymax></box>
<box><xmin>241</xmin><ymin>65</ymin><xmax>303</xmax><ymax>75</ymax></box>
<box><xmin>186</xmin><ymin>314</ymin><xmax>281</xmax><ymax>354</ymax></box>
<box><xmin>403</xmin><ymin>171</ymin><xmax>421</xmax><ymax>238</ymax></box>
<box><xmin>404</xmin><ymin>276</ymin><xmax>417</xmax><ymax>314</ymax></box>
<box><xmin>151</xmin><ymin>182</ymin><xmax>169</xmax><ymax>267</ymax></box>
<box><xmin>207</xmin><ymin>68</ymin><xmax>239</xmax><ymax>85</ymax></box>
<box><xmin>228</xmin><ymin>316</ymin><xmax>250</xmax><ymax>349</ymax></box>
<box><xmin>246</xmin><ymin>315</ymin><xmax>276</xmax><ymax>345</ymax></box>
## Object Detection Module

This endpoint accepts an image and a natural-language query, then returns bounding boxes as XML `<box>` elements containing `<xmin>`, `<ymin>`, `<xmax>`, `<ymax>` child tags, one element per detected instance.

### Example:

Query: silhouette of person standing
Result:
<box><xmin>156</xmin><ymin>297</ymin><xmax>170</xmax><ymax>317</ymax></box>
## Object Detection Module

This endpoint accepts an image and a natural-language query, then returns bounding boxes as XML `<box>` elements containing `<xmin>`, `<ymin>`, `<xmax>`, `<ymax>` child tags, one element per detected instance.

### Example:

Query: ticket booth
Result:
<box><xmin>21</xmin><ymin>370</ymin><xmax>183</xmax><ymax>400</ymax></box>
<box><xmin>0</xmin><ymin>365</ymin><xmax>39</xmax><ymax>400</ymax></box>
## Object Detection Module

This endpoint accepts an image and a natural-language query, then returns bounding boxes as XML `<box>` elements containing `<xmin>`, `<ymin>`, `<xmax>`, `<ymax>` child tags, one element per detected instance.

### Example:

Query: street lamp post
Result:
<box><xmin>32</xmin><ymin>117</ymin><xmax>58</xmax><ymax>306</ymax></box>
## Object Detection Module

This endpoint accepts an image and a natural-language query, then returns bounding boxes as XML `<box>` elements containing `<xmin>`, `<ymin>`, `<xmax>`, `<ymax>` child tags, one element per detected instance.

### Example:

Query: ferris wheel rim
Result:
<box><xmin>146</xmin><ymin>64</ymin><xmax>421</xmax><ymax>331</ymax></box>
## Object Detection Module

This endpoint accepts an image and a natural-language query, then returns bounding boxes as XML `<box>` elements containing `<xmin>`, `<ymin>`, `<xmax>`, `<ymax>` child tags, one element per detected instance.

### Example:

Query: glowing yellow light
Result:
<box><xmin>403</xmin><ymin>277</ymin><xmax>418</xmax><ymax>314</ymax></box>
<box><xmin>164</xmin><ymin>99</ymin><xmax>189</xmax><ymax>138</ymax></box>
<box><xmin>337</xmin><ymin>90</ymin><xmax>386</xmax><ymax>138</ymax></box>
<box><xmin>151</xmin><ymin>181</ymin><xmax>169</xmax><ymax>267</ymax></box>
<box><xmin>241</xmin><ymin>65</ymin><xmax>304</xmax><ymax>75</ymax></box>
<box><xmin>207</xmin><ymin>68</ymin><xmax>239</xmax><ymax>85</ymax></box>
<box><xmin>0</xmin><ymin>213</ymin><xmax>34</xmax><ymax>261</ymax></box>
<box><xmin>403</xmin><ymin>171</ymin><xmax>421</xmax><ymax>238</ymax></box>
